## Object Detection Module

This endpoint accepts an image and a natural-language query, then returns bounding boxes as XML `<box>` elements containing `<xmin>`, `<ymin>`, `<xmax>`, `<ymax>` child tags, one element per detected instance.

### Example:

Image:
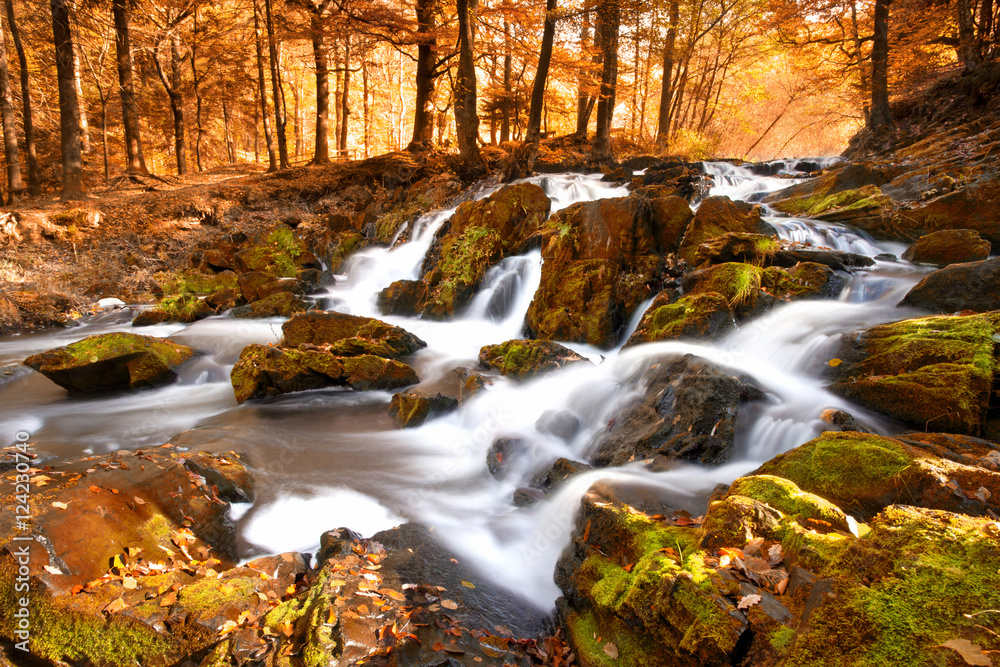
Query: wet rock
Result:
<box><xmin>677</xmin><ymin>196</ymin><xmax>777</xmax><ymax>263</ymax></box>
<box><xmin>763</xmin><ymin>162</ymin><xmax>898</xmax><ymax>210</ymax></box>
<box><xmin>230</xmin><ymin>344</ymin><xmax>418</xmax><ymax>403</ymax></box>
<box><xmin>629</xmin><ymin>162</ymin><xmax>708</xmax><ymax>200</ymax></box>
<box><xmin>183</xmin><ymin>451</ymin><xmax>256</xmax><ymax>503</ymax></box>
<box><xmin>903</xmin><ymin>178</ymin><xmax>1000</xmax><ymax>245</ymax></box>
<box><xmin>901</xmin><ymin>229</ymin><xmax>991</xmax><ymax>266</ymax></box>
<box><xmin>818</xmin><ymin>408</ymin><xmax>871</xmax><ymax>434</ymax></box>
<box><xmin>204</xmin><ymin>286</ymin><xmax>241</xmax><ymax>312</ymax></box>
<box><xmin>229</xmin><ymin>290</ymin><xmax>307</xmax><ymax>318</ymax></box>
<box><xmin>754</xmin><ymin>431</ymin><xmax>1000</xmax><ymax>519</ymax></box>
<box><xmin>693</xmin><ymin>231</ymin><xmax>781</xmax><ymax>268</ymax></box>
<box><xmin>536</xmin><ymin>457</ymin><xmax>593</xmax><ymax>495</ymax></box>
<box><xmin>625</xmin><ymin>291</ymin><xmax>736</xmax><ymax>346</ymax></box>
<box><xmin>282</xmin><ymin>310</ymin><xmax>426</xmax><ymax>359</ymax></box>
<box><xmin>233</xmin><ymin>223</ymin><xmax>321</xmax><ymax>277</ymax></box>
<box><xmin>592</xmin><ymin>355</ymin><xmax>761</xmax><ymax>468</ymax></box>
<box><xmin>377</xmin><ymin>183</ymin><xmax>551</xmax><ymax>319</ymax></box>
<box><xmin>131</xmin><ymin>308</ymin><xmax>174</xmax><ymax>327</ymax></box>
<box><xmin>487</xmin><ymin>437</ymin><xmax>526</xmax><ymax>480</ymax></box>
<box><xmin>237</xmin><ymin>271</ymin><xmax>301</xmax><ymax>303</ymax></box>
<box><xmin>794</xmin><ymin>160</ymin><xmax>821</xmax><ymax>173</ymax></box>
<box><xmin>535</xmin><ymin>410</ymin><xmax>582</xmax><ymax>443</ymax></box>
<box><xmin>771</xmin><ymin>184</ymin><xmax>891</xmax><ymax>231</ymax></box>
<box><xmin>460</xmin><ymin>370</ymin><xmax>490</xmax><ymax>401</ymax></box>
<box><xmin>316</xmin><ymin>526</ymin><xmax>363</xmax><ymax>563</ymax></box>
<box><xmin>827</xmin><ymin>312</ymin><xmax>1000</xmax><ymax>435</ymax></box>
<box><xmin>24</xmin><ymin>332</ymin><xmax>195</xmax><ymax>392</ymax></box>
<box><xmin>388</xmin><ymin>391</ymin><xmax>459</xmax><ymax>428</ymax></box>
<box><xmin>770</xmin><ymin>247</ymin><xmax>875</xmax><ymax>272</ymax></box>
<box><xmin>898</xmin><ymin>256</ymin><xmax>1000</xmax><ymax>313</ymax></box>
<box><xmin>133</xmin><ymin>293</ymin><xmax>213</xmax><ymax>326</ymax></box>
<box><xmin>523</xmin><ymin>195</ymin><xmax>691</xmax><ymax>347</ymax></box>
<box><xmin>478</xmin><ymin>339</ymin><xmax>589</xmax><ymax>380</ymax></box>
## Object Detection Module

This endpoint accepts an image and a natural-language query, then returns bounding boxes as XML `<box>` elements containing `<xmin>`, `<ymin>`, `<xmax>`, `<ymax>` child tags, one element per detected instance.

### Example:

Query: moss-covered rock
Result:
<box><xmin>904</xmin><ymin>178</ymin><xmax>1000</xmax><ymax>245</ymax></box>
<box><xmin>237</xmin><ymin>271</ymin><xmax>302</xmax><ymax>303</ymax></box>
<box><xmin>692</xmin><ymin>232</ymin><xmax>780</xmax><ymax>268</ymax></box>
<box><xmin>771</xmin><ymin>184</ymin><xmax>892</xmax><ymax>222</ymax></box>
<box><xmin>282</xmin><ymin>311</ymin><xmax>426</xmax><ymax>359</ymax></box>
<box><xmin>378</xmin><ymin>183</ymin><xmax>551</xmax><ymax>319</ymax></box>
<box><xmin>230</xmin><ymin>344</ymin><xmax>418</xmax><ymax>403</ymax></box>
<box><xmin>388</xmin><ymin>391</ymin><xmax>459</xmax><ymax>427</ymax></box>
<box><xmin>478</xmin><ymin>339</ymin><xmax>589</xmax><ymax>380</ymax></box>
<box><xmin>154</xmin><ymin>269</ymin><xmax>239</xmax><ymax>297</ymax></box>
<box><xmin>229</xmin><ymin>291</ymin><xmax>307</xmax><ymax>318</ymax></box>
<box><xmin>762</xmin><ymin>162</ymin><xmax>897</xmax><ymax>210</ymax></box>
<box><xmin>827</xmin><ymin>312</ymin><xmax>1000</xmax><ymax>435</ymax></box>
<box><xmin>901</xmin><ymin>228</ymin><xmax>991</xmax><ymax>266</ymax></box>
<box><xmin>625</xmin><ymin>292</ymin><xmax>736</xmax><ymax>346</ymax></box>
<box><xmin>726</xmin><ymin>475</ymin><xmax>852</xmax><ymax>534</ymax></box>
<box><xmin>133</xmin><ymin>293</ymin><xmax>213</xmax><ymax>327</ymax></box>
<box><xmin>234</xmin><ymin>224</ymin><xmax>318</xmax><ymax>277</ymax></box>
<box><xmin>754</xmin><ymin>431</ymin><xmax>1000</xmax><ymax>519</ymax></box>
<box><xmin>24</xmin><ymin>332</ymin><xmax>195</xmax><ymax>392</ymax></box>
<box><xmin>898</xmin><ymin>257</ymin><xmax>1000</xmax><ymax>314</ymax></box>
<box><xmin>677</xmin><ymin>196</ymin><xmax>777</xmax><ymax>264</ymax></box>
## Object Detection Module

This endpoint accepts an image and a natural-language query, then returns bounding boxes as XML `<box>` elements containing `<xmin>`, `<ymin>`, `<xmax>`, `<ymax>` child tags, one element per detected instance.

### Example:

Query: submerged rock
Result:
<box><xmin>230</xmin><ymin>344</ymin><xmax>418</xmax><ymax>403</ymax></box>
<box><xmin>281</xmin><ymin>310</ymin><xmax>426</xmax><ymax>359</ymax></box>
<box><xmin>24</xmin><ymin>332</ymin><xmax>195</xmax><ymax>392</ymax></box>
<box><xmin>898</xmin><ymin>256</ymin><xmax>1000</xmax><ymax>313</ymax></box>
<box><xmin>388</xmin><ymin>391</ymin><xmax>458</xmax><ymax>428</ymax></box>
<box><xmin>827</xmin><ymin>312</ymin><xmax>1000</xmax><ymax>436</ymax></box>
<box><xmin>591</xmin><ymin>354</ymin><xmax>763</xmax><ymax>468</ymax></box>
<box><xmin>478</xmin><ymin>339</ymin><xmax>589</xmax><ymax>380</ymax></box>
<box><xmin>901</xmin><ymin>228</ymin><xmax>991</xmax><ymax>266</ymax></box>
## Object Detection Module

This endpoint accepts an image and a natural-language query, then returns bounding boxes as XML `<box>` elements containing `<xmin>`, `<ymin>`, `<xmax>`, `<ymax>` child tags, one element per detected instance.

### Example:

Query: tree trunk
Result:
<box><xmin>222</xmin><ymin>99</ymin><xmax>235</xmax><ymax>163</ymax></box>
<box><xmin>592</xmin><ymin>0</ymin><xmax>619</xmax><ymax>157</ymax></box>
<box><xmin>454</xmin><ymin>0</ymin><xmax>482</xmax><ymax>171</ymax></box>
<box><xmin>290</xmin><ymin>71</ymin><xmax>302</xmax><ymax>157</ymax></box>
<box><xmin>332</xmin><ymin>42</ymin><xmax>341</xmax><ymax>150</ymax></box>
<box><xmin>980</xmin><ymin>0</ymin><xmax>994</xmax><ymax>47</ymax></box>
<box><xmin>655</xmin><ymin>0</ymin><xmax>679</xmax><ymax>150</ymax></box>
<box><xmin>253</xmin><ymin>0</ymin><xmax>276</xmax><ymax>171</ymax></box>
<box><xmin>111</xmin><ymin>0</ymin><xmax>147</xmax><ymax>175</ymax></box>
<box><xmin>958</xmin><ymin>0</ymin><xmax>980</xmax><ymax>70</ymax></box>
<box><xmin>575</xmin><ymin>7</ymin><xmax>591</xmax><ymax>138</ymax></box>
<box><xmin>525</xmin><ymin>0</ymin><xmax>558</xmax><ymax>144</ymax></box>
<box><xmin>867</xmin><ymin>0</ymin><xmax>893</xmax><ymax>141</ymax></box>
<box><xmin>409</xmin><ymin>0</ymin><xmax>437</xmax><ymax>149</ymax></box>
<box><xmin>69</xmin><ymin>7</ymin><xmax>90</xmax><ymax>154</ymax></box>
<box><xmin>0</xmin><ymin>8</ymin><xmax>23</xmax><ymax>201</ymax></box>
<box><xmin>310</xmin><ymin>11</ymin><xmax>330</xmax><ymax>164</ymax></box>
<box><xmin>501</xmin><ymin>17</ymin><xmax>512</xmax><ymax>143</ymax></box>
<box><xmin>50</xmin><ymin>0</ymin><xmax>85</xmax><ymax>199</ymax></box>
<box><xmin>362</xmin><ymin>58</ymin><xmax>370</xmax><ymax>157</ymax></box>
<box><xmin>340</xmin><ymin>36</ymin><xmax>350</xmax><ymax>153</ymax></box>
<box><xmin>264</xmin><ymin>0</ymin><xmax>288</xmax><ymax>168</ymax></box>
<box><xmin>169</xmin><ymin>31</ymin><xmax>186</xmax><ymax>175</ymax></box>
<box><xmin>190</xmin><ymin>8</ymin><xmax>204</xmax><ymax>172</ymax></box>
<box><xmin>100</xmin><ymin>104</ymin><xmax>109</xmax><ymax>180</ymax></box>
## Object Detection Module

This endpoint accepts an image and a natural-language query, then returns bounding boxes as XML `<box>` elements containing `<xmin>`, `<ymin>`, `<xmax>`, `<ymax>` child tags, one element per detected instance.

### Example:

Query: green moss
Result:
<box><xmin>687</xmin><ymin>262</ymin><xmax>764</xmax><ymax>306</ymax></box>
<box><xmin>478</xmin><ymin>339</ymin><xmax>586</xmax><ymax>380</ymax></box>
<box><xmin>774</xmin><ymin>185</ymin><xmax>890</xmax><ymax>218</ymax></box>
<box><xmin>770</xmin><ymin>625</ymin><xmax>797</xmax><ymax>653</ymax></box>
<box><xmin>755</xmin><ymin>432</ymin><xmax>912</xmax><ymax>506</ymax></box>
<box><xmin>158</xmin><ymin>294</ymin><xmax>211</xmax><ymax>322</ymax></box>
<box><xmin>728</xmin><ymin>475</ymin><xmax>849</xmax><ymax>531</ymax></box>
<box><xmin>156</xmin><ymin>269</ymin><xmax>238</xmax><ymax>297</ymax></box>
<box><xmin>328</xmin><ymin>233</ymin><xmax>365</xmax><ymax>273</ymax></box>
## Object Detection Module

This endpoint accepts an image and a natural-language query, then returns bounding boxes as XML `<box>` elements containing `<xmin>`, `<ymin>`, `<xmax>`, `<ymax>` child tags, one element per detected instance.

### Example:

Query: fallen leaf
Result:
<box><xmin>133</xmin><ymin>496</ymin><xmax>146</xmax><ymax>505</ymax></box>
<box><xmin>122</xmin><ymin>576</ymin><xmax>137</xmax><ymax>590</ymax></box>
<box><xmin>51</xmin><ymin>501</ymin><xmax>68</xmax><ymax>510</ymax></box>
<box><xmin>768</xmin><ymin>543</ymin><xmax>783</xmax><ymax>565</ymax></box>
<box><xmin>583</xmin><ymin>519</ymin><xmax>591</xmax><ymax>542</ymax></box>
<box><xmin>975</xmin><ymin>486</ymin><xmax>991</xmax><ymax>502</ymax></box>
<box><xmin>737</xmin><ymin>594</ymin><xmax>762</xmax><ymax>610</ymax></box>
<box><xmin>828</xmin><ymin>358</ymin><xmax>842</xmax><ymax>367</ymax></box>
<box><xmin>983</xmin><ymin>522</ymin><xmax>1000</xmax><ymax>538</ymax></box>
<box><xmin>744</xmin><ymin>537</ymin><xmax>765</xmax><ymax>556</ymax></box>
<box><xmin>934</xmin><ymin>638</ymin><xmax>992</xmax><ymax>666</ymax></box>
<box><xmin>159</xmin><ymin>591</ymin><xmax>177</xmax><ymax>607</ymax></box>
<box><xmin>441</xmin><ymin>599</ymin><xmax>459</xmax><ymax>610</ymax></box>
<box><xmin>432</xmin><ymin>642</ymin><xmax>444</xmax><ymax>651</ymax></box>
<box><xmin>461</xmin><ymin>580</ymin><xmax>476</xmax><ymax>589</ymax></box>
<box><xmin>104</xmin><ymin>597</ymin><xmax>127</xmax><ymax>614</ymax></box>
<box><xmin>43</xmin><ymin>565</ymin><xmax>63</xmax><ymax>575</ymax></box>
<box><xmin>89</xmin><ymin>485</ymin><xmax>101</xmax><ymax>493</ymax></box>
<box><xmin>217</xmin><ymin>620</ymin><xmax>238</xmax><ymax>637</ymax></box>
<box><xmin>603</xmin><ymin>642</ymin><xmax>619</xmax><ymax>658</ymax></box>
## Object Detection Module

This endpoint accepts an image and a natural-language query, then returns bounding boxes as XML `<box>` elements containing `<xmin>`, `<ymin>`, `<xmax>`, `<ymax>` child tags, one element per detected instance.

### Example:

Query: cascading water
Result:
<box><xmin>0</xmin><ymin>162</ymin><xmax>934</xmax><ymax>611</ymax></box>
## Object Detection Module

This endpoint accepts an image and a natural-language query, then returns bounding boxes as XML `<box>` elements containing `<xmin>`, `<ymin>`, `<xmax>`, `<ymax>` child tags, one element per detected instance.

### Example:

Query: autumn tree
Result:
<box><xmin>50</xmin><ymin>0</ymin><xmax>86</xmax><ymax>198</ymax></box>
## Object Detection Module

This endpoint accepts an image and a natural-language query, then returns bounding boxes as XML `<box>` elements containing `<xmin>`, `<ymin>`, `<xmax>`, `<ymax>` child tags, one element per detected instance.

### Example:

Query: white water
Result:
<box><xmin>0</xmin><ymin>163</ymin><xmax>934</xmax><ymax>610</ymax></box>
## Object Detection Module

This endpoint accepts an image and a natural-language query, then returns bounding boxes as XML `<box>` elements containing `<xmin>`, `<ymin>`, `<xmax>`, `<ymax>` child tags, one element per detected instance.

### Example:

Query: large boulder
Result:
<box><xmin>524</xmin><ymin>195</ymin><xmax>691</xmax><ymax>348</ymax></box>
<box><xmin>478</xmin><ymin>339</ymin><xmax>589</xmax><ymax>380</ymax></box>
<box><xmin>282</xmin><ymin>311</ymin><xmax>426</xmax><ymax>359</ymax></box>
<box><xmin>591</xmin><ymin>355</ymin><xmax>763</xmax><ymax>467</ymax></box>
<box><xmin>693</xmin><ymin>232</ymin><xmax>874</xmax><ymax>272</ymax></box>
<box><xmin>677</xmin><ymin>196</ymin><xmax>777</xmax><ymax>263</ymax></box>
<box><xmin>762</xmin><ymin>162</ymin><xmax>898</xmax><ymax>211</ymax></box>
<box><xmin>901</xmin><ymin>229</ymin><xmax>991</xmax><ymax>266</ymax></box>
<box><xmin>378</xmin><ymin>183</ymin><xmax>551</xmax><ymax>319</ymax></box>
<box><xmin>24</xmin><ymin>332</ymin><xmax>195</xmax><ymax>392</ymax></box>
<box><xmin>229</xmin><ymin>290</ymin><xmax>307</xmax><ymax>318</ymax></box>
<box><xmin>898</xmin><ymin>257</ymin><xmax>1000</xmax><ymax>313</ymax></box>
<box><xmin>903</xmin><ymin>178</ymin><xmax>1000</xmax><ymax>246</ymax></box>
<box><xmin>230</xmin><ymin>344</ymin><xmax>418</xmax><ymax>402</ymax></box>
<box><xmin>625</xmin><ymin>291</ymin><xmax>736</xmax><ymax>346</ymax></box>
<box><xmin>827</xmin><ymin>312</ymin><xmax>1000</xmax><ymax>436</ymax></box>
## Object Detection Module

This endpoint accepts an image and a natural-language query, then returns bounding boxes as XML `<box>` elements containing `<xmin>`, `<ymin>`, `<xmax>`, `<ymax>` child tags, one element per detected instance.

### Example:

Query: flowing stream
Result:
<box><xmin>0</xmin><ymin>163</ymin><xmax>934</xmax><ymax>611</ymax></box>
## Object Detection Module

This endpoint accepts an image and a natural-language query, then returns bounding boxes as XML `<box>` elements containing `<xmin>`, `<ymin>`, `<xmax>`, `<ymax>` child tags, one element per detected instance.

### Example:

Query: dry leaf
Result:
<box><xmin>737</xmin><ymin>594</ymin><xmax>762</xmax><ymax>610</ymax></box>
<box><xmin>104</xmin><ymin>597</ymin><xmax>127</xmax><ymax>614</ymax></box>
<box><xmin>43</xmin><ymin>565</ymin><xmax>63</xmax><ymax>575</ymax></box>
<box><xmin>934</xmin><ymin>639</ymin><xmax>992</xmax><ymax>666</ymax></box>
<box><xmin>768</xmin><ymin>543</ymin><xmax>783</xmax><ymax>565</ymax></box>
<box><xmin>51</xmin><ymin>501</ymin><xmax>69</xmax><ymax>510</ymax></box>
<box><xmin>460</xmin><ymin>580</ymin><xmax>476</xmax><ymax>589</ymax></box>
<box><xmin>122</xmin><ymin>576</ymin><xmax>137</xmax><ymax>590</ymax></box>
<box><xmin>975</xmin><ymin>486</ymin><xmax>991</xmax><ymax>502</ymax></box>
<box><xmin>828</xmin><ymin>358</ymin><xmax>842</xmax><ymax>367</ymax></box>
<box><xmin>441</xmin><ymin>599</ymin><xmax>459</xmax><ymax>610</ymax></box>
<box><xmin>89</xmin><ymin>485</ymin><xmax>101</xmax><ymax>493</ymax></box>
<box><xmin>603</xmin><ymin>642</ymin><xmax>619</xmax><ymax>659</ymax></box>
<box><xmin>744</xmin><ymin>537</ymin><xmax>765</xmax><ymax>556</ymax></box>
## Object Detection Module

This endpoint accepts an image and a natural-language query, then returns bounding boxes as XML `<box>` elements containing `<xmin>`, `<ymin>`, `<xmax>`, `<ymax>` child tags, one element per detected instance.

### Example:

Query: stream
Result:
<box><xmin>0</xmin><ymin>162</ymin><xmax>935</xmax><ymax>612</ymax></box>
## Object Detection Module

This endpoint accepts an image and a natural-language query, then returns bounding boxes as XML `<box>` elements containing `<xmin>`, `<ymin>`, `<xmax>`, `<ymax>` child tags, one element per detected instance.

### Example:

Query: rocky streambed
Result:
<box><xmin>2</xmin><ymin>155</ymin><xmax>1000</xmax><ymax>666</ymax></box>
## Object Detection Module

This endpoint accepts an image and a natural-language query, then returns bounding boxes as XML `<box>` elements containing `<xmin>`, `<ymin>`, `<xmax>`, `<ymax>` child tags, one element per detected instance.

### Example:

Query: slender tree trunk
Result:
<box><xmin>850</xmin><ymin>1</ymin><xmax>868</xmax><ymax>114</ymax></box>
<box><xmin>253</xmin><ymin>0</ymin><xmax>276</xmax><ymax>171</ymax></box>
<box><xmin>264</xmin><ymin>0</ymin><xmax>288</xmax><ymax>168</ymax></box>
<box><xmin>0</xmin><ymin>9</ymin><xmax>23</xmax><ymax>201</ymax></box>
<box><xmin>576</xmin><ymin>7</ymin><xmax>592</xmax><ymax>138</ymax></box>
<box><xmin>501</xmin><ymin>17</ymin><xmax>511</xmax><ymax>142</ymax></box>
<box><xmin>4</xmin><ymin>0</ymin><xmax>35</xmax><ymax>193</ymax></box>
<box><xmin>190</xmin><ymin>8</ymin><xmax>204</xmax><ymax>172</ymax></box>
<box><xmin>222</xmin><ymin>99</ymin><xmax>235</xmax><ymax>163</ymax></box>
<box><xmin>340</xmin><ymin>36</ymin><xmax>350</xmax><ymax>153</ymax></box>
<box><xmin>409</xmin><ymin>0</ymin><xmax>437</xmax><ymax>149</ymax></box>
<box><xmin>526</xmin><ymin>0</ymin><xmax>558</xmax><ymax>144</ymax></box>
<box><xmin>655</xmin><ymin>0</ymin><xmax>679</xmax><ymax>149</ymax></box>
<box><xmin>629</xmin><ymin>4</ymin><xmax>640</xmax><ymax>141</ymax></box>
<box><xmin>50</xmin><ymin>0</ymin><xmax>85</xmax><ymax>199</ymax></box>
<box><xmin>980</xmin><ymin>0</ymin><xmax>994</xmax><ymax>47</ymax></box>
<box><xmin>592</xmin><ymin>0</ymin><xmax>619</xmax><ymax>157</ymax></box>
<box><xmin>100</xmin><ymin>104</ymin><xmax>108</xmax><ymax>180</ymax></box>
<box><xmin>69</xmin><ymin>7</ymin><xmax>90</xmax><ymax>153</ymax></box>
<box><xmin>958</xmin><ymin>0</ymin><xmax>980</xmax><ymax>70</ymax></box>
<box><xmin>310</xmin><ymin>12</ymin><xmax>330</xmax><ymax>164</ymax></box>
<box><xmin>111</xmin><ymin>0</ymin><xmax>147</xmax><ymax>174</ymax></box>
<box><xmin>867</xmin><ymin>0</ymin><xmax>893</xmax><ymax>142</ymax></box>
<box><xmin>362</xmin><ymin>58</ymin><xmax>370</xmax><ymax>157</ymax></box>
<box><xmin>454</xmin><ymin>0</ymin><xmax>482</xmax><ymax>171</ymax></box>
<box><xmin>332</xmin><ymin>42</ymin><xmax>341</xmax><ymax>150</ymax></box>
<box><xmin>290</xmin><ymin>71</ymin><xmax>302</xmax><ymax>157</ymax></box>
<box><xmin>168</xmin><ymin>32</ymin><xmax>186</xmax><ymax>175</ymax></box>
